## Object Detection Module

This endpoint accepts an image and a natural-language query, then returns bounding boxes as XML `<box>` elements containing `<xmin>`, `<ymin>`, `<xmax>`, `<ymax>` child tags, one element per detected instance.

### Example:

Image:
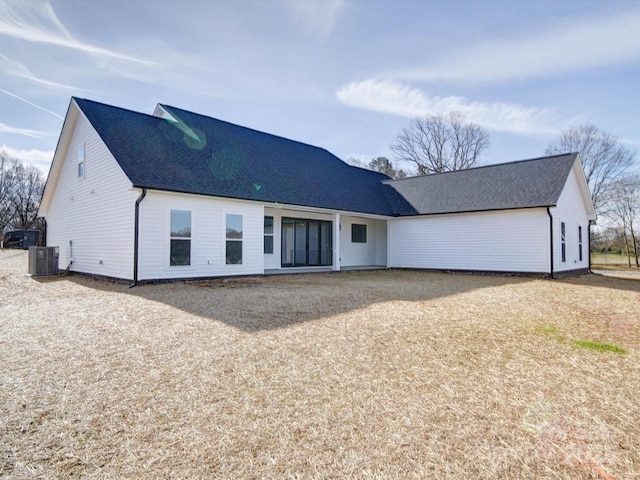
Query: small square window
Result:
<box><xmin>351</xmin><ymin>224</ymin><xmax>367</xmax><ymax>243</ymax></box>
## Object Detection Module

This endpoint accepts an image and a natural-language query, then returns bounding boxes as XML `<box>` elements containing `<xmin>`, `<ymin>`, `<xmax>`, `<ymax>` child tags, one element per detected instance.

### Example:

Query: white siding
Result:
<box><xmin>339</xmin><ymin>216</ymin><xmax>387</xmax><ymax>267</ymax></box>
<box><xmin>44</xmin><ymin>113</ymin><xmax>138</xmax><ymax>280</ymax></box>
<box><xmin>550</xmin><ymin>164</ymin><xmax>592</xmax><ymax>273</ymax></box>
<box><xmin>388</xmin><ymin>209</ymin><xmax>550</xmax><ymax>273</ymax></box>
<box><xmin>139</xmin><ymin>191</ymin><xmax>264</xmax><ymax>280</ymax></box>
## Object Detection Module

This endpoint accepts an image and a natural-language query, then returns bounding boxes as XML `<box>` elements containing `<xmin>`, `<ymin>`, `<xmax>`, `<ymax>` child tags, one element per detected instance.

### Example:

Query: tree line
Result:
<box><xmin>0</xmin><ymin>150</ymin><xmax>45</xmax><ymax>236</ymax></box>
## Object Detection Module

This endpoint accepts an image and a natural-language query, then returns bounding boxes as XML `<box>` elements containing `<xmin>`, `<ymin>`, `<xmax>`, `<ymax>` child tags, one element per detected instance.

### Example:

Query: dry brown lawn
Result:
<box><xmin>1</xmin><ymin>250</ymin><xmax>639</xmax><ymax>479</ymax></box>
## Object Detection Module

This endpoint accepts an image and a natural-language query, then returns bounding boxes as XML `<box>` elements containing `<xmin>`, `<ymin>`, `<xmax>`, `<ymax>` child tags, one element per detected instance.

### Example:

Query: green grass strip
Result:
<box><xmin>573</xmin><ymin>340</ymin><xmax>627</xmax><ymax>354</ymax></box>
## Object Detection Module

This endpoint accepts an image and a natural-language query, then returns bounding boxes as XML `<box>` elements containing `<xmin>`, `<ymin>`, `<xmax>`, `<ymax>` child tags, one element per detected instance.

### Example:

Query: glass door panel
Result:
<box><xmin>281</xmin><ymin>219</ymin><xmax>295</xmax><ymax>266</ymax></box>
<box><xmin>308</xmin><ymin>221</ymin><xmax>320</xmax><ymax>265</ymax></box>
<box><xmin>294</xmin><ymin>221</ymin><xmax>307</xmax><ymax>265</ymax></box>
<box><xmin>321</xmin><ymin>222</ymin><xmax>332</xmax><ymax>265</ymax></box>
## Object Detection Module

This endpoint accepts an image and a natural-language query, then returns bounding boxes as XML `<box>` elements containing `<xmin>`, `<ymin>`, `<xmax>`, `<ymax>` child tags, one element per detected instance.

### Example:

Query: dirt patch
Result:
<box><xmin>1</xmin><ymin>251</ymin><xmax>639</xmax><ymax>479</ymax></box>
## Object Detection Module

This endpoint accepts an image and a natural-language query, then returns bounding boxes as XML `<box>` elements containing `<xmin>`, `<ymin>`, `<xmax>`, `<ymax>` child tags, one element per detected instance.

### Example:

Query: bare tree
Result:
<box><xmin>390</xmin><ymin>112</ymin><xmax>490</xmax><ymax>175</ymax></box>
<box><xmin>610</xmin><ymin>174</ymin><xmax>640</xmax><ymax>267</ymax></box>
<box><xmin>9</xmin><ymin>162</ymin><xmax>45</xmax><ymax>230</ymax></box>
<box><xmin>0</xmin><ymin>151</ymin><xmax>46</xmax><ymax>233</ymax></box>
<box><xmin>0</xmin><ymin>151</ymin><xmax>18</xmax><ymax>233</ymax></box>
<box><xmin>545</xmin><ymin>125</ymin><xmax>636</xmax><ymax>216</ymax></box>
<box><xmin>368</xmin><ymin>156</ymin><xmax>407</xmax><ymax>179</ymax></box>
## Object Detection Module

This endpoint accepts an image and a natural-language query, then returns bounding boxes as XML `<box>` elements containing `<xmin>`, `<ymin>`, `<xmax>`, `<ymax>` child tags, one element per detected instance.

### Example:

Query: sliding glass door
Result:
<box><xmin>281</xmin><ymin>218</ymin><xmax>332</xmax><ymax>267</ymax></box>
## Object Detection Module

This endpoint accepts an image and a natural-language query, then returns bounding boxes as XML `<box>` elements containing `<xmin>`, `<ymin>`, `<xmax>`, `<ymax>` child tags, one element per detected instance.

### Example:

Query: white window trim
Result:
<box><xmin>264</xmin><ymin>215</ymin><xmax>274</xmax><ymax>255</ymax></box>
<box><xmin>223</xmin><ymin>212</ymin><xmax>244</xmax><ymax>267</ymax></box>
<box><xmin>351</xmin><ymin>223</ymin><xmax>367</xmax><ymax>244</ymax></box>
<box><xmin>166</xmin><ymin>207</ymin><xmax>194</xmax><ymax>270</ymax></box>
<box><xmin>560</xmin><ymin>221</ymin><xmax>566</xmax><ymax>263</ymax></box>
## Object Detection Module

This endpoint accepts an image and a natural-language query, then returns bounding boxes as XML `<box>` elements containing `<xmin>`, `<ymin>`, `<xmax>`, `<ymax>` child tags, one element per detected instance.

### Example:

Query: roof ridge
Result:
<box><xmin>386</xmin><ymin>152</ymin><xmax>577</xmax><ymax>183</ymax></box>
<box><xmin>73</xmin><ymin>97</ymin><xmax>162</xmax><ymax>122</ymax></box>
<box><xmin>159</xmin><ymin>103</ymin><xmax>338</xmax><ymax>159</ymax></box>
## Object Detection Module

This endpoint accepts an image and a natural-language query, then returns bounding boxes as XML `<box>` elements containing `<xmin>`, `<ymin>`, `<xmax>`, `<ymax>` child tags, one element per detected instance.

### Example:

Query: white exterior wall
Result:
<box><xmin>138</xmin><ymin>191</ymin><xmax>264</xmax><ymax>280</ymax></box>
<box><xmin>388</xmin><ymin>208</ymin><xmax>550</xmax><ymax>273</ymax></box>
<box><xmin>550</xmin><ymin>165</ymin><xmax>592</xmax><ymax>273</ymax></box>
<box><xmin>44</xmin><ymin>113</ymin><xmax>138</xmax><ymax>279</ymax></box>
<box><xmin>339</xmin><ymin>216</ymin><xmax>387</xmax><ymax>267</ymax></box>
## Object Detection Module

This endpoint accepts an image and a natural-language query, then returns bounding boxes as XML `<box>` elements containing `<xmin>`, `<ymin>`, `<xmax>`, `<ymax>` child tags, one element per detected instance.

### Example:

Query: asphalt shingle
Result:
<box><xmin>386</xmin><ymin>153</ymin><xmax>577</xmax><ymax>215</ymax></box>
<box><xmin>73</xmin><ymin>98</ymin><xmax>577</xmax><ymax>218</ymax></box>
<box><xmin>74</xmin><ymin>98</ymin><xmax>415</xmax><ymax>216</ymax></box>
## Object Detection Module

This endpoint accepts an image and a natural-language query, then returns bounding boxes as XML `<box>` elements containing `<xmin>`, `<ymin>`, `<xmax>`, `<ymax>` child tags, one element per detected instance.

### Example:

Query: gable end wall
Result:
<box><xmin>44</xmin><ymin>113</ymin><xmax>138</xmax><ymax>279</ymax></box>
<box><xmin>550</xmin><ymin>164</ymin><xmax>592</xmax><ymax>273</ymax></box>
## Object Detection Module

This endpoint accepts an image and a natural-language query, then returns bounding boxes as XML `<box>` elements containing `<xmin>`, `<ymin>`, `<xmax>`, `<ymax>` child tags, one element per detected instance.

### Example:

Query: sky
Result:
<box><xmin>1</xmin><ymin>0</ymin><xmax>639</xmax><ymax>175</ymax></box>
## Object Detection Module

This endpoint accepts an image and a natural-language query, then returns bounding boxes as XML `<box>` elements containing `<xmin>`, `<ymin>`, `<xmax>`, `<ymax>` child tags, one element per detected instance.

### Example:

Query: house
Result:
<box><xmin>38</xmin><ymin>98</ymin><xmax>596</xmax><ymax>283</ymax></box>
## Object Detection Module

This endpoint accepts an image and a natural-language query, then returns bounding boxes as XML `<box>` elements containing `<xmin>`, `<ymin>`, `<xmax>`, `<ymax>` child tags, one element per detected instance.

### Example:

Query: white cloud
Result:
<box><xmin>0</xmin><ymin>0</ymin><xmax>156</xmax><ymax>66</ymax></box>
<box><xmin>336</xmin><ymin>79</ymin><xmax>562</xmax><ymax>136</ymax></box>
<box><xmin>0</xmin><ymin>122</ymin><xmax>46</xmax><ymax>138</ymax></box>
<box><xmin>0</xmin><ymin>53</ymin><xmax>78</xmax><ymax>90</ymax></box>
<box><xmin>392</xmin><ymin>8</ymin><xmax>640</xmax><ymax>84</ymax></box>
<box><xmin>285</xmin><ymin>0</ymin><xmax>345</xmax><ymax>40</ymax></box>
<box><xmin>1</xmin><ymin>144</ymin><xmax>53</xmax><ymax>174</ymax></box>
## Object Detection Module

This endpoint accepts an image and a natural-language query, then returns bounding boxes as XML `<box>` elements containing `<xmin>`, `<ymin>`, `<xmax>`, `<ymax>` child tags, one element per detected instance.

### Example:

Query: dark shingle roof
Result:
<box><xmin>73</xmin><ymin>98</ymin><xmax>578</xmax><ymax>218</ymax></box>
<box><xmin>386</xmin><ymin>153</ymin><xmax>577</xmax><ymax>215</ymax></box>
<box><xmin>73</xmin><ymin>98</ymin><xmax>415</xmax><ymax>216</ymax></box>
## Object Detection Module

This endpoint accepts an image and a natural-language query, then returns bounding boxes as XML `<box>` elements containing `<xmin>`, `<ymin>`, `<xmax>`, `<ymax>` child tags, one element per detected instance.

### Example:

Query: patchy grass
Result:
<box><xmin>592</xmin><ymin>263</ymin><xmax>640</xmax><ymax>272</ymax></box>
<box><xmin>533</xmin><ymin>326</ymin><xmax>629</xmax><ymax>354</ymax></box>
<box><xmin>592</xmin><ymin>253</ymin><xmax>639</xmax><ymax>267</ymax></box>
<box><xmin>532</xmin><ymin>325</ymin><xmax>567</xmax><ymax>345</ymax></box>
<box><xmin>573</xmin><ymin>340</ymin><xmax>628</xmax><ymax>354</ymax></box>
<box><xmin>1</xmin><ymin>250</ymin><xmax>639</xmax><ymax>479</ymax></box>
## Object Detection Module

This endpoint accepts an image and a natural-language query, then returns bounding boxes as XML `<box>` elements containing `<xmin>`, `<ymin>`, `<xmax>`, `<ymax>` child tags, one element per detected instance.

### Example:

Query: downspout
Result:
<box><xmin>130</xmin><ymin>188</ymin><xmax>147</xmax><ymax>288</ymax></box>
<box><xmin>547</xmin><ymin>207</ymin><xmax>554</xmax><ymax>279</ymax></box>
<box><xmin>588</xmin><ymin>221</ymin><xmax>593</xmax><ymax>273</ymax></box>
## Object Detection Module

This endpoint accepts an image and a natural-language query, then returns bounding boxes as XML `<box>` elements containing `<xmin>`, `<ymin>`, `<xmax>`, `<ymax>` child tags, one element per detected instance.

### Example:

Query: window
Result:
<box><xmin>77</xmin><ymin>145</ymin><xmax>85</xmax><ymax>178</ymax></box>
<box><xmin>226</xmin><ymin>214</ymin><xmax>243</xmax><ymax>264</ymax></box>
<box><xmin>170</xmin><ymin>210</ymin><xmax>191</xmax><ymax>266</ymax></box>
<box><xmin>578</xmin><ymin>226</ymin><xmax>583</xmax><ymax>262</ymax></box>
<box><xmin>351</xmin><ymin>223</ymin><xmax>367</xmax><ymax>243</ymax></box>
<box><xmin>561</xmin><ymin>222</ymin><xmax>566</xmax><ymax>263</ymax></box>
<box><xmin>264</xmin><ymin>216</ymin><xmax>274</xmax><ymax>254</ymax></box>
